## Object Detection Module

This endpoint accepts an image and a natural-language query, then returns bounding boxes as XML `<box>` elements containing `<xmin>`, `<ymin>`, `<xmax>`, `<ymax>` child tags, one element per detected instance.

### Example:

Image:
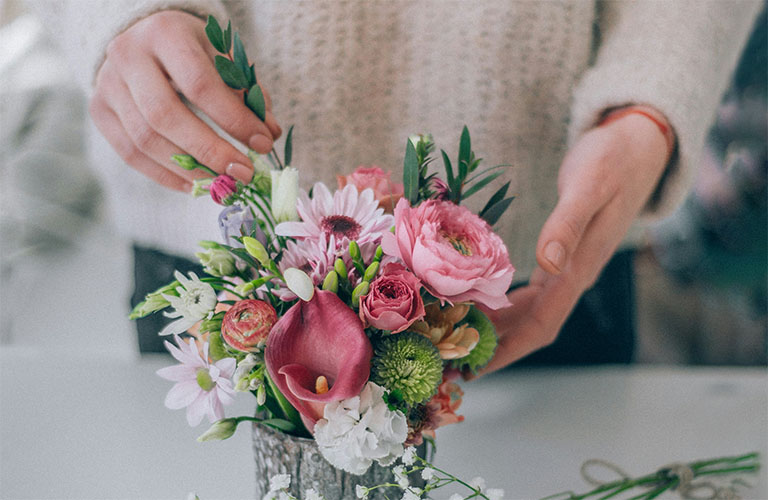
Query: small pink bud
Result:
<box><xmin>209</xmin><ymin>175</ymin><xmax>239</xmax><ymax>205</ymax></box>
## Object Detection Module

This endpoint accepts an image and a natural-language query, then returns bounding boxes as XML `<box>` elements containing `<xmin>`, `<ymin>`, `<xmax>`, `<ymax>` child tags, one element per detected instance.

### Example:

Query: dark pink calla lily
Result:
<box><xmin>265</xmin><ymin>290</ymin><xmax>373</xmax><ymax>431</ymax></box>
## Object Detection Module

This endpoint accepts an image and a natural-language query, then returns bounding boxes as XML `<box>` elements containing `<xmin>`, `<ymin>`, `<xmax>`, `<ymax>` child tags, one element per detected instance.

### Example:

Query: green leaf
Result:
<box><xmin>403</xmin><ymin>139</ymin><xmax>419</xmax><ymax>204</ymax></box>
<box><xmin>214</xmin><ymin>55</ymin><xmax>249</xmax><ymax>89</ymax></box>
<box><xmin>450</xmin><ymin>306</ymin><xmax>497</xmax><ymax>373</ymax></box>
<box><xmin>205</xmin><ymin>16</ymin><xmax>226</xmax><ymax>53</ymax></box>
<box><xmin>233</xmin><ymin>32</ymin><xmax>252</xmax><ymax>86</ymax></box>
<box><xmin>246</xmin><ymin>83</ymin><xmax>267</xmax><ymax>121</ymax></box>
<box><xmin>480</xmin><ymin>181</ymin><xmax>510</xmax><ymax>217</ymax></box>
<box><xmin>284</xmin><ymin>125</ymin><xmax>294</xmax><ymax>166</ymax></box>
<box><xmin>249</xmin><ymin>64</ymin><xmax>257</xmax><ymax>85</ymax></box>
<box><xmin>458</xmin><ymin>125</ymin><xmax>471</xmax><ymax>180</ymax></box>
<box><xmin>261</xmin><ymin>418</ymin><xmax>297</xmax><ymax>433</ymax></box>
<box><xmin>481</xmin><ymin>196</ymin><xmax>515</xmax><ymax>226</ymax></box>
<box><xmin>223</xmin><ymin>20</ymin><xmax>232</xmax><ymax>53</ymax></box>
<box><xmin>441</xmin><ymin>149</ymin><xmax>456</xmax><ymax>192</ymax></box>
<box><xmin>462</xmin><ymin>170</ymin><xmax>505</xmax><ymax>199</ymax></box>
<box><xmin>264</xmin><ymin>372</ymin><xmax>307</xmax><ymax>436</ymax></box>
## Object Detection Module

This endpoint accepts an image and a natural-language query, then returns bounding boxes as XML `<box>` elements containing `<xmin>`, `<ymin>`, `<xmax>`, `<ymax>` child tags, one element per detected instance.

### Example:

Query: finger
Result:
<box><xmin>158</xmin><ymin>42</ymin><xmax>278</xmax><ymax>150</ymax></box>
<box><xmin>116</xmin><ymin>55</ymin><xmax>256</xmax><ymax>183</ymax></box>
<box><xmin>99</xmin><ymin>68</ymin><xmax>205</xmax><ymax>183</ymax></box>
<box><xmin>89</xmin><ymin>98</ymin><xmax>191</xmax><ymax>192</ymax></box>
<box><xmin>535</xmin><ymin>168</ymin><xmax>614</xmax><ymax>275</ymax></box>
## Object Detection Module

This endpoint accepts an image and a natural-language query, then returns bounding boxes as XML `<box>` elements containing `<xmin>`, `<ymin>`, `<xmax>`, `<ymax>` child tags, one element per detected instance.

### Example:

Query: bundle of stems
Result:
<box><xmin>542</xmin><ymin>452</ymin><xmax>760</xmax><ymax>500</ymax></box>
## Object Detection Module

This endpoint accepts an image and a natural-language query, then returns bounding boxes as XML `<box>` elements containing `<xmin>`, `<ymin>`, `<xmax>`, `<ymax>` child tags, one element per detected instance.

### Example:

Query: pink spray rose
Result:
<box><xmin>359</xmin><ymin>263</ymin><xmax>425</xmax><ymax>333</ymax></box>
<box><xmin>209</xmin><ymin>175</ymin><xmax>238</xmax><ymax>205</ymax></box>
<box><xmin>265</xmin><ymin>290</ymin><xmax>373</xmax><ymax>431</ymax></box>
<box><xmin>221</xmin><ymin>299</ymin><xmax>277</xmax><ymax>351</ymax></box>
<box><xmin>382</xmin><ymin>199</ymin><xmax>515</xmax><ymax>310</ymax></box>
<box><xmin>337</xmin><ymin>166</ymin><xmax>404</xmax><ymax>213</ymax></box>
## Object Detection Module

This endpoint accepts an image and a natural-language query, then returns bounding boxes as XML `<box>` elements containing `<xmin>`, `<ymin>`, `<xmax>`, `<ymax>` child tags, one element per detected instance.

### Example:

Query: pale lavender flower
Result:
<box><xmin>218</xmin><ymin>204</ymin><xmax>263</xmax><ymax>248</ymax></box>
<box><xmin>156</xmin><ymin>335</ymin><xmax>236</xmax><ymax>426</ymax></box>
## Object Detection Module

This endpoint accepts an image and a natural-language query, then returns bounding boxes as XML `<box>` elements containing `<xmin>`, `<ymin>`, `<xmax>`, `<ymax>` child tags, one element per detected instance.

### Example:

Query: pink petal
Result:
<box><xmin>166</xmin><ymin>381</ymin><xmax>202</xmax><ymax>410</ymax></box>
<box><xmin>186</xmin><ymin>391</ymin><xmax>208</xmax><ymax>426</ymax></box>
<box><xmin>156</xmin><ymin>364</ymin><xmax>197</xmax><ymax>382</ymax></box>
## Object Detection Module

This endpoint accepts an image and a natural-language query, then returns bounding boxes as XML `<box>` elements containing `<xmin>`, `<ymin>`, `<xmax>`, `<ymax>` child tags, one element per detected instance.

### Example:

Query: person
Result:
<box><xmin>33</xmin><ymin>1</ymin><xmax>761</xmax><ymax>368</ymax></box>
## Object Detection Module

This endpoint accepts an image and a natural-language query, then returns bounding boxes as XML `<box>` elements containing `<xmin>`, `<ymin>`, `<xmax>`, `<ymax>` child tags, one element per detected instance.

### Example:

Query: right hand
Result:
<box><xmin>90</xmin><ymin>10</ymin><xmax>282</xmax><ymax>191</ymax></box>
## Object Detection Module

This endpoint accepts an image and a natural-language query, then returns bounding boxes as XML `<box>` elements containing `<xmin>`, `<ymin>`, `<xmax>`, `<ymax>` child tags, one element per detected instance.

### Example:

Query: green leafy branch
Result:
<box><xmin>205</xmin><ymin>16</ymin><xmax>294</xmax><ymax>171</ymax></box>
<box><xmin>402</xmin><ymin>128</ymin><xmax>515</xmax><ymax>226</ymax></box>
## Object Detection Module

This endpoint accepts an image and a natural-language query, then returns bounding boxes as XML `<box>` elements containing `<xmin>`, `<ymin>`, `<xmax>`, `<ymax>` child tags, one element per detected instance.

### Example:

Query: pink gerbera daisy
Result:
<box><xmin>156</xmin><ymin>335</ymin><xmax>236</xmax><ymax>426</ymax></box>
<box><xmin>269</xmin><ymin>233</ymin><xmax>340</xmax><ymax>301</ymax></box>
<box><xmin>275</xmin><ymin>183</ymin><xmax>393</xmax><ymax>255</ymax></box>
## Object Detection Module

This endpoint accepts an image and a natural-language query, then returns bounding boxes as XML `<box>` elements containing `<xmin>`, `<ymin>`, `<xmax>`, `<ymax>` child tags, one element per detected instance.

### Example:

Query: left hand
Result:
<box><xmin>477</xmin><ymin>111</ymin><xmax>672</xmax><ymax>375</ymax></box>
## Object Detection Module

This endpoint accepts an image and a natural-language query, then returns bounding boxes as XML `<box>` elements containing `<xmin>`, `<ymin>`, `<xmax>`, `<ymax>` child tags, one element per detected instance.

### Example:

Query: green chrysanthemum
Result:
<box><xmin>371</xmin><ymin>331</ymin><xmax>443</xmax><ymax>405</ymax></box>
<box><xmin>450</xmin><ymin>306</ymin><xmax>497</xmax><ymax>373</ymax></box>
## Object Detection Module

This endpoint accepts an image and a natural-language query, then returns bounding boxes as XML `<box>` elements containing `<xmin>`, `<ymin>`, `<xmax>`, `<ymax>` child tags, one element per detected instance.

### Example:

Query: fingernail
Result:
<box><xmin>544</xmin><ymin>241</ymin><xmax>566</xmax><ymax>273</ymax></box>
<box><xmin>248</xmin><ymin>134</ymin><xmax>273</xmax><ymax>153</ymax></box>
<box><xmin>226</xmin><ymin>162</ymin><xmax>253</xmax><ymax>183</ymax></box>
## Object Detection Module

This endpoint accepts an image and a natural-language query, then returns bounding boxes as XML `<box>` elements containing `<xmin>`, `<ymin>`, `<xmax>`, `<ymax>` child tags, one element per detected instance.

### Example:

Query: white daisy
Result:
<box><xmin>156</xmin><ymin>335</ymin><xmax>236</xmax><ymax>426</ymax></box>
<box><xmin>160</xmin><ymin>271</ymin><xmax>217</xmax><ymax>336</ymax></box>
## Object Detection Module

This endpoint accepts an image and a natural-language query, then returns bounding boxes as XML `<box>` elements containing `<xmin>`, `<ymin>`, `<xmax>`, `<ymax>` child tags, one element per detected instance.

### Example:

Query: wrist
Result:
<box><xmin>597</xmin><ymin>105</ymin><xmax>676</xmax><ymax>163</ymax></box>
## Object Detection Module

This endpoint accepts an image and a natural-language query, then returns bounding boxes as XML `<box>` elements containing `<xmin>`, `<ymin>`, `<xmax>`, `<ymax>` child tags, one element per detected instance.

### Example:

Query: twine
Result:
<box><xmin>580</xmin><ymin>459</ymin><xmax>630</xmax><ymax>486</ymax></box>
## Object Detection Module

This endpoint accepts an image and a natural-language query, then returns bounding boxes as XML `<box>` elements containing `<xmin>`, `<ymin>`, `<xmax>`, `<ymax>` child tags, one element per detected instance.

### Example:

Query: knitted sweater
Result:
<box><xmin>35</xmin><ymin>0</ymin><xmax>761</xmax><ymax>282</ymax></box>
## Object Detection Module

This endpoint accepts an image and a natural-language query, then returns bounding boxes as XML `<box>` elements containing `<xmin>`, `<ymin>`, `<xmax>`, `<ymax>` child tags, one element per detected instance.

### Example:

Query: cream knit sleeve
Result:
<box><xmin>568</xmin><ymin>0</ymin><xmax>762</xmax><ymax>220</ymax></box>
<box><xmin>26</xmin><ymin>0</ymin><xmax>228</xmax><ymax>93</ymax></box>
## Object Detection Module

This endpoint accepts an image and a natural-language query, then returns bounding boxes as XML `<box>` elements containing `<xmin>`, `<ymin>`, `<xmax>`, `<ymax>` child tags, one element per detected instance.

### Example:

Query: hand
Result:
<box><xmin>89</xmin><ymin>10</ymin><xmax>282</xmax><ymax>192</ymax></box>
<box><xmin>477</xmin><ymin>111</ymin><xmax>672</xmax><ymax>375</ymax></box>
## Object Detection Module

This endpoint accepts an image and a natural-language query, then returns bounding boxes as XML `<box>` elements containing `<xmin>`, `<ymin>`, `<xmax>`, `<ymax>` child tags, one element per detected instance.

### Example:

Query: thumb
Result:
<box><xmin>536</xmin><ymin>178</ymin><xmax>612</xmax><ymax>275</ymax></box>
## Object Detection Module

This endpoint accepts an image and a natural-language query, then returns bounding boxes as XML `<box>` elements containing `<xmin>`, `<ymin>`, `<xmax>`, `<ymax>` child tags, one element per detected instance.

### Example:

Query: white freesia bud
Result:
<box><xmin>271</xmin><ymin>167</ymin><xmax>300</xmax><ymax>222</ymax></box>
<box><xmin>283</xmin><ymin>268</ymin><xmax>314</xmax><ymax>301</ymax></box>
<box><xmin>197</xmin><ymin>418</ymin><xmax>237</xmax><ymax>442</ymax></box>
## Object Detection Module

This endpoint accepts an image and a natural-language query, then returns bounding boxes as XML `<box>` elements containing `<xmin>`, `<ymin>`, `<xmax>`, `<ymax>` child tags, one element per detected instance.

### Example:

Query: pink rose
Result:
<box><xmin>337</xmin><ymin>166</ymin><xmax>404</xmax><ymax>213</ymax></box>
<box><xmin>382</xmin><ymin>199</ymin><xmax>514</xmax><ymax>310</ymax></box>
<box><xmin>221</xmin><ymin>299</ymin><xmax>277</xmax><ymax>351</ymax></box>
<box><xmin>209</xmin><ymin>175</ymin><xmax>238</xmax><ymax>205</ymax></box>
<box><xmin>359</xmin><ymin>263</ymin><xmax>425</xmax><ymax>333</ymax></box>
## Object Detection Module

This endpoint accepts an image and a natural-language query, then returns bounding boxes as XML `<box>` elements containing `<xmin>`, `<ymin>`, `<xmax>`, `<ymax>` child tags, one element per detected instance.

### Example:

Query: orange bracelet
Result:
<box><xmin>598</xmin><ymin>106</ymin><xmax>675</xmax><ymax>155</ymax></box>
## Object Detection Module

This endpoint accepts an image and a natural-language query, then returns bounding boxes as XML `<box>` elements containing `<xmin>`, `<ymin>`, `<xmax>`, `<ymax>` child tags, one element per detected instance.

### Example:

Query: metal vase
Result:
<box><xmin>252</xmin><ymin>422</ymin><xmax>425</xmax><ymax>499</ymax></box>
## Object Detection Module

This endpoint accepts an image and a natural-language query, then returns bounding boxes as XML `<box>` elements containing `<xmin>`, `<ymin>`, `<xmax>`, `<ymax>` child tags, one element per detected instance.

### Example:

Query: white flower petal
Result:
<box><xmin>284</xmin><ymin>268</ymin><xmax>315</xmax><ymax>301</ymax></box>
<box><xmin>156</xmin><ymin>364</ymin><xmax>197</xmax><ymax>382</ymax></box>
<box><xmin>166</xmin><ymin>381</ymin><xmax>202</xmax><ymax>410</ymax></box>
<box><xmin>185</xmin><ymin>391</ymin><xmax>209</xmax><ymax>426</ymax></box>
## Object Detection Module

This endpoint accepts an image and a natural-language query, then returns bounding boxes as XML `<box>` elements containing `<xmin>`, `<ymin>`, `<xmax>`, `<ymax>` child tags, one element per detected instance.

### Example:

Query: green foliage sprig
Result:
<box><xmin>403</xmin><ymin>127</ymin><xmax>516</xmax><ymax>226</ymax></box>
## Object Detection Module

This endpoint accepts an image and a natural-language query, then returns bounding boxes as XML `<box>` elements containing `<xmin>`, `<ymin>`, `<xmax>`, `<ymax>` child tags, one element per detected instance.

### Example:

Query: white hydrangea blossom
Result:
<box><xmin>314</xmin><ymin>382</ymin><xmax>408</xmax><ymax>475</ymax></box>
<box><xmin>469</xmin><ymin>477</ymin><xmax>486</xmax><ymax>492</ymax></box>
<box><xmin>486</xmin><ymin>488</ymin><xmax>505</xmax><ymax>500</ymax></box>
<box><xmin>421</xmin><ymin>467</ymin><xmax>435</xmax><ymax>481</ymax></box>
<box><xmin>401</xmin><ymin>487</ymin><xmax>422</xmax><ymax>500</ymax></box>
<box><xmin>448</xmin><ymin>495</ymin><xmax>463</xmax><ymax>500</ymax></box>
<box><xmin>401</xmin><ymin>447</ymin><xmax>417</xmax><ymax>466</ymax></box>
<box><xmin>393</xmin><ymin>465</ymin><xmax>409</xmax><ymax>488</ymax></box>
<box><xmin>304</xmin><ymin>489</ymin><xmax>324</xmax><ymax>500</ymax></box>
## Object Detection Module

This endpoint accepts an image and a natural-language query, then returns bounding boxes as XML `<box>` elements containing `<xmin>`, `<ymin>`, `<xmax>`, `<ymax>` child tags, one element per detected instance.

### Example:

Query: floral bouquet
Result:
<box><xmin>128</xmin><ymin>16</ymin><xmax>517</xmax><ymax>499</ymax></box>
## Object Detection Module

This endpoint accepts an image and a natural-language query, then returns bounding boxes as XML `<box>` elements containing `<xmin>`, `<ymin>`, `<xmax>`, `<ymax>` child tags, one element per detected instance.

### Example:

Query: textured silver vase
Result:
<box><xmin>252</xmin><ymin>422</ymin><xmax>425</xmax><ymax>499</ymax></box>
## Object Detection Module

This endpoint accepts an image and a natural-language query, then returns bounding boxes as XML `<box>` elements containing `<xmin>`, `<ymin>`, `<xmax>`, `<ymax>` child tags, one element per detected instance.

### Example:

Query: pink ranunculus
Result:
<box><xmin>359</xmin><ymin>263</ymin><xmax>425</xmax><ymax>333</ymax></box>
<box><xmin>265</xmin><ymin>290</ymin><xmax>373</xmax><ymax>431</ymax></box>
<box><xmin>221</xmin><ymin>299</ymin><xmax>277</xmax><ymax>351</ymax></box>
<box><xmin>381</xmin><ymin>199</ymin><xmax>515</xmax><ymax>310</ymax></box>
<box><xmin>337</xmin><ymin>166</ymin><xmax>404</xmax><ymax>213</ymax></box>
<box><xmin>209</xmin><ymin>175</ymin><xmax>238</xmax><ymax>205</ymax></box>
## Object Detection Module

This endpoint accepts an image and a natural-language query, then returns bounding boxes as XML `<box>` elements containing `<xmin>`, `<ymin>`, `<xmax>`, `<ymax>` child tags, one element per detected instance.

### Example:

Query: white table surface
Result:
<box><xmin>1</xmin><ymin>348</ymin><xmax>766</xmax><ymax>500</ymax></box>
